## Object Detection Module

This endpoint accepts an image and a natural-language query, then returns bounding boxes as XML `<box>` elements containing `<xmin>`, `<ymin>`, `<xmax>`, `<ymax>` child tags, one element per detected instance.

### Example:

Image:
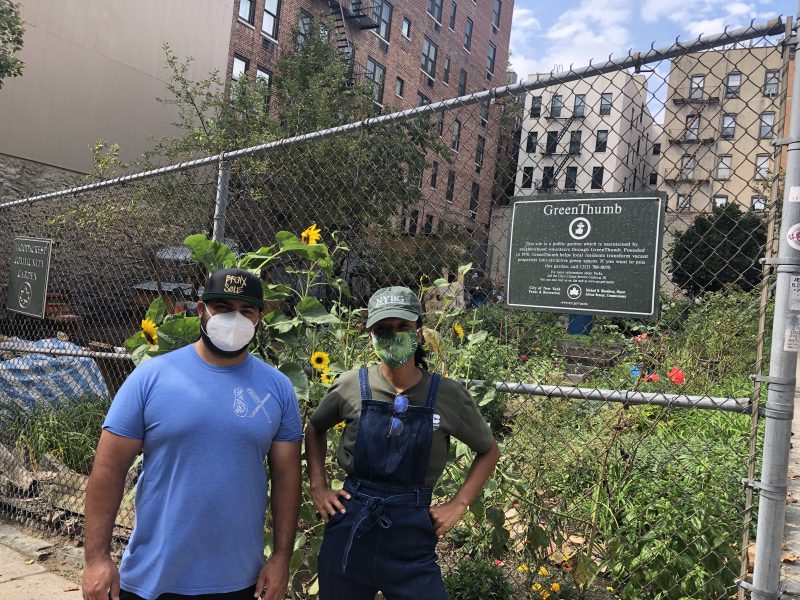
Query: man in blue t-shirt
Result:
<box><xmin>82</xmin><ymin>269</ymin><xmax>302</xmax><ymax>600</ymax></box>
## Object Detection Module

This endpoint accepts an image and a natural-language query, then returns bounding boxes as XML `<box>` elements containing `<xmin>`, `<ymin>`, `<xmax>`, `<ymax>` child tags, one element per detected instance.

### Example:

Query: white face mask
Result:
<box><xmin>203</xmin><ymin>309</ymin><xmax>256</xmax><ymax>353</ymax></box>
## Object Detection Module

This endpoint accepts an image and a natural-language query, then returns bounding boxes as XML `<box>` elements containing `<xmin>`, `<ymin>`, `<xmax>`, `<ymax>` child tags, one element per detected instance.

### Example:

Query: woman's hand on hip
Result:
<box><xmin>310</xmin><ymin>486</ymin><xmax>351</xmax><ymax>523</ymax></box>
<box><xmin>429</xmin><ymin>500</ymin><xmax>467</xmax><ymax>537</ymax></box>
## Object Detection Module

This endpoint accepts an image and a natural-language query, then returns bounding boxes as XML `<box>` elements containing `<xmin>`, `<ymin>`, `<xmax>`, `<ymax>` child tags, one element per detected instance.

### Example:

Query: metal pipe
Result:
<box><xmin>750</xmin><ymin>9</ymin><xmax>800</xmax><ymax>598</ymax></box>
<box><xmin>0</xmin><ymin>342</ymin><xmax>131</xmax><ymax>361</ymax></box>
<box><xmin>212</xmin><ymin>159</ymin><xmax>231</xmax><ymax>243</ymax></box>
<box><xmin>0</xmin><ymin>18</ymin><xmax>784</xmax><ymax>211</ymax></box>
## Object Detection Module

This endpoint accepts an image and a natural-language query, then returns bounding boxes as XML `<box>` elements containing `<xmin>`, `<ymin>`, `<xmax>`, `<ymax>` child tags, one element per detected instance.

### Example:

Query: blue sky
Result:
<box><xmin>508</xmin><ymin>0</ymin><xmax>794</xmax><ymax>84</ymax></box>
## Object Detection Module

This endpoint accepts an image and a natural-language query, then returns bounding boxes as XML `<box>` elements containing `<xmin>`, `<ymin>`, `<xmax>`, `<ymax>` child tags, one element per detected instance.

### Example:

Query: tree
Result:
<box><xmin>669</xmin><ymin>203</ymin><xmax>767</xmax><ymax>297</ymax></box>
<box><xmin>0</xmin><ymin>0</ymin><xmax>24</xmax><ymax>88</ymax></box>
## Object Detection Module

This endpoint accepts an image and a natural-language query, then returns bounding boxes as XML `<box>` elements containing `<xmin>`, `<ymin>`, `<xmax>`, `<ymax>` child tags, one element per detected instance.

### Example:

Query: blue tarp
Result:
<box><xmin>0</xmin><ymin>339</ymin><xmax>109</xmax><ymax>411</ymax></box>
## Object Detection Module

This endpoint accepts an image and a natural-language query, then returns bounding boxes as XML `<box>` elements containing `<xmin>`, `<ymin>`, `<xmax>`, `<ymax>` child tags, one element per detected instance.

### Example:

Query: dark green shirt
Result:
<box><xmin>309</xmin><ymin>365</ymin><xmax>494</xmax><ymax>488</ymax></box>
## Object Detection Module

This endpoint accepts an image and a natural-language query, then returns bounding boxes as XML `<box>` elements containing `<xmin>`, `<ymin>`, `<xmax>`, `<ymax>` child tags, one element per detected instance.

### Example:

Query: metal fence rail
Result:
<box><xmin>0</xmin><ymin>15</ymin><xmax>794</xmax><ymax>600</ymax></box>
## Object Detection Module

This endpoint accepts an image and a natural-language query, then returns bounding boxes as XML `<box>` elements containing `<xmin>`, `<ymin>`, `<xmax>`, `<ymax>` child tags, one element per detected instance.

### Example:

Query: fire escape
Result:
<box><xmin>325</xmin><ymin>0</ymin><xmax>379</xmax><ymax>85</ymax></box>
<box><xmin>538</xmin><ymin>114</ymin><xmax>577</xmax><ymax>192</ymax></box>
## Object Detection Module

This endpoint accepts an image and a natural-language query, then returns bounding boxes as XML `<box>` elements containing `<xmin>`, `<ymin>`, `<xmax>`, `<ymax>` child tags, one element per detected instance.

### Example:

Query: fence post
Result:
<box><xmin>212</xmin><ymin>156</ymin><xmax>231</xmax><ymax>243</ymax></box>
<box><xmin>750</xmin><ymin>12</ymin><xmax>800</xmax><ymax>600</ymax></box>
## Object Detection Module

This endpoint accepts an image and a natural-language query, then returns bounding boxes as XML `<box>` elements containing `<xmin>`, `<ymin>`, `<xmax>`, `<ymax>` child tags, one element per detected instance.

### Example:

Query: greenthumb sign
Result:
<box><xmin>7</xmin><ymin>237</ymin><xmax>53</xmax><ymax>318</ymax></box>
<box><xmin>506</xmin><ymin>193</ymin><xmax>666</xmax><ymax>320</ymax></box>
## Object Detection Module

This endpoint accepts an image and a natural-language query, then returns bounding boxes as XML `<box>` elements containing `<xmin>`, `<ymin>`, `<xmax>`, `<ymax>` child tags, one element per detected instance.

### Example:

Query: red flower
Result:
<box><xmin>494</xmin><ymin>560</ymin><xmax>506</xmax><ymax>567</ymax></box>
<box><xmin>667</xmin><ymin>367</ymin><xmax>685</xmax><ymax>385</ymax></box>
<box><xmin>520</xmin><ymin>354</ymin><xmax>529</xmax><ymax>362</ymax></box>
<box><xmin>633</xmin><ymin>332</ymin><xmax>649</xmax><ymax>344</ymax></box>
<box><xmin>643</xmin><ymin>373</ymin><xmax>661</xmax><ymax>383</ymax></box>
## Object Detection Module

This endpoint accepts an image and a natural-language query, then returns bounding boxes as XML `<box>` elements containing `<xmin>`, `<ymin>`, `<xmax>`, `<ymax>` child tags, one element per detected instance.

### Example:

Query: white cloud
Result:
<box><xmin>640</xmin><ymin>0</ymin><xmax>763</xmax><ymax>34</ymax></box>
<box><xmin>512</xmin><ymin>7</ymin><xmax>541</xmax><ymax>31</ymax></box>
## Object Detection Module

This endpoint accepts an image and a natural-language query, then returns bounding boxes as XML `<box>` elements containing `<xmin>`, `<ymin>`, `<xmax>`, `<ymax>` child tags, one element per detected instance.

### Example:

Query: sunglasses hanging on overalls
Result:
<box><xmin>387</xmin><ymin>394</ymin><xmax>409</xmax><ymax>437</ymax></box>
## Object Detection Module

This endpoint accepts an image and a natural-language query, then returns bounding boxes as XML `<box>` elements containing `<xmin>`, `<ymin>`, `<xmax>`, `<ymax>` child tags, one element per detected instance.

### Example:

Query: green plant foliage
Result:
<box><xmin>0</xmin><ymin>0</ymin><xmax>24</xmax><ymax>87</ymax></box>
<box><xmin>444</xmin><ymin>559</ymin><xmax>515</xmax><ymax>600</ymax></box>
<box><xmin>669</xmin><ymin>204</ymin><xmax>766</xmax><ymax>297</ymax></box>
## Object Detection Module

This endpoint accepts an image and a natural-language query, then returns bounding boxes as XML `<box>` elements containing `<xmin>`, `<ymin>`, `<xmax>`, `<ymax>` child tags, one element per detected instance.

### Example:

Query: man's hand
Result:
<box><xmin>82</xmin><ymin>557</ymin><xmax>120</xmax><ymax>600</ymax></box>
<box><xmin>429</xmin><ymin>500</ymin><xmax>467</xmax><ymax>538</ymax></box>
<box><xmin>254</xmin><ymin>553</ymin><xmax>291</xmax><ymax>600</ymax></box>
<box><xmin>310</xmin><ymin>486</ymin><xmax>351</xmax><ymax>523</ymax></box>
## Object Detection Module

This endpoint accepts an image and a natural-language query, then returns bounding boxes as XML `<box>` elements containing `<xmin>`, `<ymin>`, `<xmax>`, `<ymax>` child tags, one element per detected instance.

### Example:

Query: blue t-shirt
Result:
<box><xmin>103</xmin><ymin>344</ymin><xmax>303</xmax><ymax>599</ymax></box>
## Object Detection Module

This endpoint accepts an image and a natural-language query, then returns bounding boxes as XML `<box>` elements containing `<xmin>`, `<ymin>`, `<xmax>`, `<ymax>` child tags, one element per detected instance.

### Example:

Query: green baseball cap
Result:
<box><xmin>366</xmin><ymin>286</ymin><xmax>422</xmax><ymax>328</ymax></box>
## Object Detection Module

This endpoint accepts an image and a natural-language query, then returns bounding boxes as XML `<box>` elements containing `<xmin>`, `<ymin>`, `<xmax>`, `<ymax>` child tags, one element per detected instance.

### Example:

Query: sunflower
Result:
<box><xmin>538</xmin><ymin>566</ymin><xmax>549</xmax><ymax>576</ymax></box>
<box><xmin>300</xmin><ymin>223</ymin><xmax>322</xmax><ymax>245</ymax></box>
<box><xmin>334</xmin><ymin>420</ymin><xmax>345</xmax><ymax>431</ymax></box>
<box><xmin>141</xmin><ymin>319</ymin><xmax>158</xmax><ymax>346</ymax></box>
<box><xmin>453</xmin><ymin>322</ymin><xmax>465</xmax><ymax>342</ymax></box>
<box><xmin>310</xmin><ymin>351</ymin><xmax>331</xmax><ymax>372</ymax></box>
<box><xmin>550</xmin><ymin>583</ymin><xmax>560</xmax><ymax>592</ymax></box>
<box><xmin>321</xmin><ymin>370</ymin><xmax>335</xmax><ymax>385</ymax></box>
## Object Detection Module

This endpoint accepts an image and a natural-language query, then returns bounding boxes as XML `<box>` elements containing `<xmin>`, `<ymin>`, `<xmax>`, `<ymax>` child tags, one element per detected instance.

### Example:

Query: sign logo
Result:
<box><xmin>223</xmin><ymin>274</ymin><xmax>247</xmax><ymax>294</ymax></box>
<box><xmin>18</xmin><ymin>282</ymin><xmax>32</xmax><ymax>308</ymax></box>
<box><xmin>567</xmin><ymin>284</ymin><xmax>582</xmax><ymax>299</ymax></box>
<box><xmin>787</xmin><ymin>223</ymin><xmax>800</xmax><ymax>251</ymax></box>
<box><xmin>569</xmin><ymin>217</ymin><xmax>591</xmax><ymax>240</ymax></box>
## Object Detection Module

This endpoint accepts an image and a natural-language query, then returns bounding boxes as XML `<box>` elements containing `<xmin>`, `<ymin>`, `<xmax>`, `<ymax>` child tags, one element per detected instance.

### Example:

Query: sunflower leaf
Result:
<box><xmin>130</xmin><ymin>344</ymin><xmax>152</xmax><ymax>366</ymax></box>
<box><xmin>124</xmin><ymin>331</ymin><xmax>146</xmax><ymax>353</ymax></box>
<box><xmin>264</xmin><ymin>310</ymin><xmax>300</xmax><ymax>334</ymax></box>
<box><xmin>296</xmin><ymin>297</ymin><xmax>339</xmax><ymax>325</ymax></box>
<box><xmin>145</xmin><ymin>298</ymin><xmax>166</xmax><ymax>325</ymax></box>
<box><xmin>279</xmin><ymin>362</ymin><xmax>309</xmax><ymax>402</ymax></box>
<box><xmin>275</xmin><ymin>231</ymin><xmax>329</xmax><ymax>261</ymax></box>
<box><xmin>157</xmin><ymin>316</ymin><xmax>201</xmax><ymax>351</ymax></box>
<box><xmin>183</xmin><ymin>234</ymin><xmax>237</xmax><ymax>272</ymax></box>
<box><xmin>263</xmin><ymin>284</ymin><xmax>293</xmax><ymax>301</ymax></box>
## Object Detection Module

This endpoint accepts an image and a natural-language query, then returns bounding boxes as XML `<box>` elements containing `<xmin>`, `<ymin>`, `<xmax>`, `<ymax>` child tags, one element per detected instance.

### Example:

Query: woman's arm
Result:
<box><xmin>304</xmin><ymin>422</ymin><xmax>351</xmax><ymax>523</ymax></box>
<box><xmin>429</xmin><ymin>438</ymin><xmax>501</xmax><ymax>537</ymax></box>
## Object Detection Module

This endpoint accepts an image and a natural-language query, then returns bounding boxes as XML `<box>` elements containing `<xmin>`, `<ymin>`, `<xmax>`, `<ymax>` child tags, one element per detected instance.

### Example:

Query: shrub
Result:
<box><xmin>444</xmin><ymin>559</ymin><xmax>515</xmax><ymax>600</ymax></box>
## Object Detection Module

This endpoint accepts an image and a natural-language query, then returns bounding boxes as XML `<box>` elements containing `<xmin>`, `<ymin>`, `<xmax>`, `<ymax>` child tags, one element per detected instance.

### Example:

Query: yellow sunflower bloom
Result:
<box><xmin>453</xmin><ymin>322</ymin><xmax>465</xmax><ymax>341</ymax></box>
<box><xmin>517</xmin><ymin>565</ymin><xmax>529</xmax><ymax>573</ymax></box>
<box><xmin>538</xmin><ymin>566</ymin><xmax>549</xmax><ymax>577</ymax></box>
<box><xmin>301</xmin><ymin>223</ymin><xmax>322</xmax><ymax>245</ymax></box>
<box><xmin>141</xmin><ymin>319</ymin><xmax>158</xmax><ymax>346</ymax></box>
<box><xmin>532</xmin><ymin>583</ymin><xmax>543</xmax><ymax>591</ymax></box>
<box><xmin>550</xmin><ymin>583</ymin><xmax>560</xmax><ymax>592</ymax></box>
<box><xmin>540</xmin><ymin>592</ymin><xmax>550</xmax><ymax>600</ymax></box>
<box><xmin>310</xmin><ymin>351</ymin><xmax>331</xmax><ymax>372</ymax></box>
<box><xmin>321</xmin><ymin>371</ymin><xmax>335</xmax><ymax>385</ymax></box>
<box><xmin>334</xmin><ymin>420</ymin><xmax>345</xmax><ymax>431</ymax></box>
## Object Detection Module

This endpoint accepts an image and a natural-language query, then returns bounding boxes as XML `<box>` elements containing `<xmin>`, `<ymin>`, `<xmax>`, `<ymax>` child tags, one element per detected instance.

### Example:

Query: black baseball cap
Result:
<box><xmin>201</xmin><ymin>268</ymin><xmax>264</xmax><ymax>309</ymax></box>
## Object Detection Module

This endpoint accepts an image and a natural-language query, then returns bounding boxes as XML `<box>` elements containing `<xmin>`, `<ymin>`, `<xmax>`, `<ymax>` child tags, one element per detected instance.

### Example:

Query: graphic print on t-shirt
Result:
<box><xmin>233</xmin><ymin>387</ymin><xmax>273</xmax><ymax>422</ymax></box>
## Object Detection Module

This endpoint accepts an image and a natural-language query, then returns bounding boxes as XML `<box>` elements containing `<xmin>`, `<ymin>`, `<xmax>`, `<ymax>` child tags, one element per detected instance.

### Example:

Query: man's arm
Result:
<box><xmin>255</xmin><ymin>440</ymin><xmax>301</xmax><ymax>600</ymax></box>
<box><xmin>82</xmin><ymin>431</ymin><xmax>142</xmax><ymax>600</ymax></box>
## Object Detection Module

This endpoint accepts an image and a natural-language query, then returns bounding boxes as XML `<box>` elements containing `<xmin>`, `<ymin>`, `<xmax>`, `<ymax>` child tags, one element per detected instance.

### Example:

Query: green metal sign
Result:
<box><xmin>7</xmin><ymin>237</ymin><xmax>53</xmax><ymax>318</ymax></box>
<box><xmin>506</xmin><ymin>193</ymin><xmax>666</xmax><ymax>320</ymax></box>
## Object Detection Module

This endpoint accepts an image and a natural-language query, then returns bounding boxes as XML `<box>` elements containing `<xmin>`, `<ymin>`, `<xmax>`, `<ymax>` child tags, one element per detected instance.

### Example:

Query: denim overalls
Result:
<box><xmin>317</xmin><ymin>368</ymin><xmax>448</xmax><ymax>600</ymax></box>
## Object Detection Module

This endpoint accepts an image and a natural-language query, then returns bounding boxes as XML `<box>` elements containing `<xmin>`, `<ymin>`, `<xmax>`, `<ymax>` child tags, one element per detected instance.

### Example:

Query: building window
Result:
<box><xmin>526</xmin><ymin>131</ymin><xmax>538</xmax><ymax>153</ymax></box>
<box><xmin>443</xmin><ymin>56</ymin><xmax>450</xmax><ymax>84</ymax></box>
<box><xmin>685</xmin><ymin>114</ymin><xmax>700</xmax><ymax>140</ymax></box>
<box><xmin>423</xmin><ymin>215</ymin><xmax>434</xmax><ymax>234</ymax></box>
<box><xmin>430</xmin><ymin>161</ymin><xmax>438</xmax><ymax>188</ymax></box>
<box><xmin>475</xmin><ymin>136</ymin><xmax>485</xmax><ymax>170</ymax></box>
<box><xmin>366</xmin><ymin>58</ymin><xmax>386</xmax><ymax>107</ymax></box>
<box><xmin>531</xmin><ymin>96</ymin><xmax>542</xmax><ymax>118</ymax></box>
<box><xmin>716</xmin><ymin>155</ymin><xmax>732</xmax><ymax>180</ymax></box>
<box><xmin>760</xmin><ymin>112</ymin><xmax>774</xmax><ymax>139</ymax></box>
<box><xmin>600</xmin><ymin>92</ymin><xmax>612</xmax><ymax>115</ymax></box>
<box><xmin>713</xmin><ymin>195</ymin><xmax>728</xmax><ymax>208</ymax></box>
<box><xmin>755</xmin><ymin>153</ymin><xmax>770</xmax><ymax>180</ymax></box>
<box><xmin>402</xmin><ymin>17</ymin><xmax>411</xmax><ymax>38</ymax></box>
<box><xmin>262</xmin><ymin>0</ymin><xmax>280</xmax><ymax>39</ymax></box>
<box><xmin>751</xmin><ymin>195</ymin><xmax>766</xmax><ymax>211</ymax></box>
<box><xmin>491</xmin><ymin>0</ymin><xmax>501</xmax><ymax>29</ymax></box>
<box><xmin>565</xmin><ymin>167</ymin><xmax>578</xmax><ymax>190</ymax></box>
<box><xmin>451</xmin><ymin>119</ymin><xmax>461</xmax><ymax>151</ymax></box>
<box><xmin>595</xmin><ymin>130</ymin><xmax>608</xmax><ymax>152</ymax></box>
<box><xmin>681</xmin><ymin>155</ymin><xmax>695</xmax><ymax>179</ymax></box>
<box><xmin>522</xmin><ymin>167</ymin><xmax>534</xmax><ymax>189</ymax></box>
<box><xmin>652</xmin><ymin>142</ymin><xmax>661</xmax><ymax>155</ymax></box>
<box><xmin>486</xmin><ymin>42</ymin><xmax>497</xmax><ymax>76</ymax></box>
<box><xmin>569</xmin><ymin>130</ymin><xmax>582</xmax><ymax>154</ymax></box>
<box><xmin>232</xmin><ymin>55</ymin><xmax>248</xmax><ymax>81</ymax></box>
<box><xmin>545</xmin><ymin>131</ymin><xmax>558</xmax><ymax>154</ymax></box>
<box><xmin>239</xmin><ymin>0</ymin><xmax>255</xmax><ymax>24</ymax></box>
<box><xmin>591</xmin><ymin>167</ymin><xmax>604</xmax><ymax>189</ymax></box>
<box><xmin>417</xmin><ymin>92</ymin><xmax>430</xmax><ymax>106</ymax></box>
<box><xmin>550</xmin><ymin>95</ymin><xmax>562</xmax><ymax>118</ymax></box>
<box><xmin>677</xmin><ymin>194</ymin><xmax>691</xmax><ymax>212</ymax></box>
<box><xmin>481</xmin><ymin>98</ymin><xmax>490</xmax><ymax>126</ymax></box>
<box><xmin>541</xmin><ymin>166</ymin><xmax>555</xmax><ymax>191</ymax></box>
<box><xmin>726</xmin><ymin>72</ymin><xmax>741</xmax><ymax>97</ymax></box>
<box><xmin>721</xmin><ymin>114</ymin><xmax>736</xmax><ymax>139</ymax></box>
<box><xmin>689</xmin><ymin>74</ymin><xmax>704</xmax><ymax>100</ymax></box>
<box><xmin>457</xmin><ymin>69</ymin><xmax>467</xmax><ymax>95</ymax></box>
<box><xmin>438</xmin><ymin>112</ymin><xmax>445</xmax><ymax>136</ymax></box>
<box><xmin>297</xmin><ymin>10</ymin><xmax>312</xmax><ymax>46</ymax></box>
<box><xmin>764</xmin><ymin>70</ymin><xmax>780</xmax><ymax>96</ymax></box>
<box><xmin>421</xmin><ymin>37</ymin><xmax>438</xmax><ymax>78</ymax></box>
<box><xmin>374</xmin><ymin>0</ymin><xmax>392</xmax><ymax>42</ymax></box>
<box><xmin>470</xmin><ymin>182</ymin><xmax>479</xmax><ymax>220</ymax></box>
<box><xmin>446</xmin><ymin>170</ymin><xmax>456</xmax><ymax>201</ymax></box>
<box><xmin>574</xmin><ymin>94</ymin><xmax>585</xmax><ymax>117</ymax></box>
<box><xmin>394</xmin><ymin>77</ymin><xmax>404</xmax><ymax>97</ymax></box>
<box><xmin>427</xmin><ymin>0</ymin><xmax>443</xmax><ymax>22</ymax></box>
<box><xmin>464</xmin><ymin>17</ymin><xmax>473</xmax><ymax>50</ymax></box>
<box><xmin>648</xmin><ymin>172</ymin><xmax>658</xmax><ymax>185</ymax></box>
<box><xmin>448</xmin><ymin>0</ymin><xmax>457</xmax><ymax>29</ymax></box>
<box><xmin>409</xmin><ymin>210</ymin><xmax>419</xmax><ymax>234</ymax></box>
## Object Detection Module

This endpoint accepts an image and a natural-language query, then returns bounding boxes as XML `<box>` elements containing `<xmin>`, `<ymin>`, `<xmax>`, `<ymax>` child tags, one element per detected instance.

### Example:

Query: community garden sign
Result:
<box><xmin>506</xmin><ymin>193</ymin><xmax>666</xmax><ymax>320</ymax></box>
<box><xmin>7</xmin><ymin>237</ymin><xmax>52</xmax><ymax>318</ymax></box>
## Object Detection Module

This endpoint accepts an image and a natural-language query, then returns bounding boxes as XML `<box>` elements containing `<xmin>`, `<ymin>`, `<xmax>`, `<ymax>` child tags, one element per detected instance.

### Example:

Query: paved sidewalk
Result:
<box><xmin>0</xmin><ymin>523</ymin><xmax>82</xmax><ymax>600</ymax></box>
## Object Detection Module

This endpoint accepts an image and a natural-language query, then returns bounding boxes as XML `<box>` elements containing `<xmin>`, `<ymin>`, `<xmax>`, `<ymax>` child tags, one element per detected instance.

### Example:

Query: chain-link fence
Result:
<box><xmin>0</xmin><ymin>15</ymin><xmax>793</xmax><ymax>600</ymax></box>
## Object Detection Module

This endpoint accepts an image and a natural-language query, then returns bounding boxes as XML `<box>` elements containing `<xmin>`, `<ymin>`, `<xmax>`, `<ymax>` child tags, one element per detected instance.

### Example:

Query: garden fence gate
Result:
<box><xmin>0</xmin><ymin>13</ymin><xmax>797</xmax><ymax>600</ymax></box>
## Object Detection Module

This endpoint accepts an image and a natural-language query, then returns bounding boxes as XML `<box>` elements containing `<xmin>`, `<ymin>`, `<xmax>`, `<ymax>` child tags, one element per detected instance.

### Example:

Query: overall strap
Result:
<box><xmin>425</xmin><ymin>373</ymin><xmax>442</xmax><ymax>409</ymax></box>
<box><xmin>358</xmin><ymin>368</ymin><xmax>372</xmax><ymax>402</ymax></box>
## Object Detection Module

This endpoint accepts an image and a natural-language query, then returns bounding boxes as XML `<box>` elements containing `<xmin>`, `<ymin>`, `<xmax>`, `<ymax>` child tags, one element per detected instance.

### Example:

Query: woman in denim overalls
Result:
<box><xmin>305</xmin><ymin>287</ymin><xmax>501</xmax><ymax>600</ymax></box>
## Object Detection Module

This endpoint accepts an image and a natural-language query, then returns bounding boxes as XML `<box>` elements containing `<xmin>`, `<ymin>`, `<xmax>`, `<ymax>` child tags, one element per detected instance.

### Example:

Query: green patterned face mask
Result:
<box><xmin>372</xmin><ymin>330</ymin><xmax>419</xmax><ymax>368</ymax></box>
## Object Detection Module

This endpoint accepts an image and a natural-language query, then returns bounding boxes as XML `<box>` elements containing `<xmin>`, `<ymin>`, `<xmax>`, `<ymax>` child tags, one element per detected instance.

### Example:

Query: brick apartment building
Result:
<box><xmin>225</xmin><ymin>0</ymin><xmax>513</xmax><ymax>250</ymax></box>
